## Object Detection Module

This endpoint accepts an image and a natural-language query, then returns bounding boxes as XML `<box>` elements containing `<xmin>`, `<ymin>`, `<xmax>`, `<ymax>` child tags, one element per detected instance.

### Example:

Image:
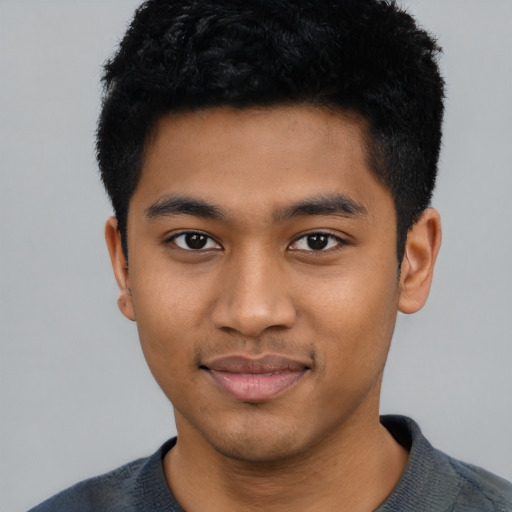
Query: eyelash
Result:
<box><xmin>289</xmin><ymin>232</ymin><xmax>346</xmax><ymax>253</ymax></box>
<box><xmin>166</xmin><ymin>230</ymin><xmax>346</xmax><ymax>254</ymax></box>
<box><xmin>167</xmin><ymin>231</ymin><xmax>222</xmax><ymax>251</ymax></box>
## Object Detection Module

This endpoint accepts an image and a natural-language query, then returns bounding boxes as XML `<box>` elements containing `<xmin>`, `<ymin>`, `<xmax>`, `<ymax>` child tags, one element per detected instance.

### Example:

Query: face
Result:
<box><xmin>111</xmin><ymin>106</ymin><xmax>408</xmax><ymax>462</ymax></box>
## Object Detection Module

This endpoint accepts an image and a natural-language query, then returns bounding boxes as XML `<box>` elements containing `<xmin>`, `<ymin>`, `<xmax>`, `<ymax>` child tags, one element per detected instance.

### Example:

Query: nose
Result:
<box><xmin>211</xmin><ymin>249</ymin><xmax>297</xmax><ymax>338</ymax></box>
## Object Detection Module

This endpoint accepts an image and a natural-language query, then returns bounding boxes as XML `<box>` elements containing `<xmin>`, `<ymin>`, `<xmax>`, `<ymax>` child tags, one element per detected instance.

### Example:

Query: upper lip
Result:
<box><xmin>201</xmin><ymin>354</ymin><xmax>311</xmax><ymax>374</ymax></box>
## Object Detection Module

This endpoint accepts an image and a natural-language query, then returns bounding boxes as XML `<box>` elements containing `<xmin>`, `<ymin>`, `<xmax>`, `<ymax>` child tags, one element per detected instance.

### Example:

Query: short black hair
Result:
<box><xmin>97</xmin><ymin>0</ymin><xmax>444</xmax><ymax>262</ymax></box>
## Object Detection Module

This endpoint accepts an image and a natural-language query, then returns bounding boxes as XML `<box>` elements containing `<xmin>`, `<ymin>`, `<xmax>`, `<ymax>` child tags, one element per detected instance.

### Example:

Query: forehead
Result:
<box><xmin>131</xmin><ymin>105</ymin><xmax>391</xmax><ymax>220</ymax></box>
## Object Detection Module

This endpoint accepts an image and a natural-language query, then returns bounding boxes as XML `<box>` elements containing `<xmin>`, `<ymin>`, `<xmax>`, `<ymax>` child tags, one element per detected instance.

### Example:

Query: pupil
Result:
<box><xmin>185</xmin><ymin>233</ymin><xmax>207</xmax><ymax>249</ymax></box>
<box><xmin>307</xmin><ymin>234</ymin><xmax>328</xmax><ymax>250</ymax></box>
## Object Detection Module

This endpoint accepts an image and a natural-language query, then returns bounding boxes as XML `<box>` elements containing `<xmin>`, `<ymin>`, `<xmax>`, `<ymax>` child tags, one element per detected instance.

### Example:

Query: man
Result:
<box><xmin>29</xmin><ymin>0</ymin><xmax>512</xmax><ymax>511</ymax></box>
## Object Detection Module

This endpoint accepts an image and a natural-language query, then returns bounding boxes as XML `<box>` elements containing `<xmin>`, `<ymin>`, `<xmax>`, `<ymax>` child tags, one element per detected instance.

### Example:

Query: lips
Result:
<box><xmin>201</xmin><ymin>354</ymin><xmax>310</xmax><ymax>401</ymax></box>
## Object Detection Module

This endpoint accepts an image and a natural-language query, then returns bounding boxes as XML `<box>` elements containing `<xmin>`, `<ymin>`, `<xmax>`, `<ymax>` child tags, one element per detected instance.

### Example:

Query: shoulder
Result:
<box><xmin>28</xmin><ymin>457</ymin><xmax>146</xmax><ymax>512</ymax></box>
<box><xmin>379</xmin><ymin>415</ymin><xmax>512</xmax><ymax>512</ymax></box>
<box><xmin>443</xmin><ymin>454</ymin><xmax>512</xmax><ymax>511</ymax></box>
<box><xmin>28</xmin><ymin>439</ymin><xmax>180</xmax><ymax>512</ymax></box>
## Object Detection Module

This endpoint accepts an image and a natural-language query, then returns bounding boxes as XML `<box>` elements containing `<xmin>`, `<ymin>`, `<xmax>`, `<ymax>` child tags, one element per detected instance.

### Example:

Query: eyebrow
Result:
<box><xmin>274</xmin><ymin>194</ymin><xmax>367</xmax><ymax>222</ymax></box>
<box><xmin>145</xmin><ymin>195</ymin><xmax>226</xmax><ymax>220</ymax></box>
<box><xmin>145</xmin><ymin>193</ymin><xmax>367</xmax><ymax>223</ymax></box>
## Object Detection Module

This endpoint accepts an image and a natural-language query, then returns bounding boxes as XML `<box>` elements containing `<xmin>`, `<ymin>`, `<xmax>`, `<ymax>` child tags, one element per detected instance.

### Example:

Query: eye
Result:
<box><xmin>170</xmin><ymin>232</ymin><xmax>221</xmax><ymax>251</ymax></box>
<box><xmin>289</xmin><ymin>232</ymin><xmax>344</xmax><ymax>252</ymax></box>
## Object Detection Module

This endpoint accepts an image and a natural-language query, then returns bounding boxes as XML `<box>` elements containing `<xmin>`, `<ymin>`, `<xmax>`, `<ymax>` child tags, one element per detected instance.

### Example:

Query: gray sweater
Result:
<box><xmin>29</xmin><ymin>416</ymin><xmax>512</xmax><ymax>511</ymax></box>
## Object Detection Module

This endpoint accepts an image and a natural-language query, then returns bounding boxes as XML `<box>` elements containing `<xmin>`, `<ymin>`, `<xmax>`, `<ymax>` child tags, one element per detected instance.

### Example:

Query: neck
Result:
<box><xmin>164</xmin><ymin>405</ymin><xmax>408</xmax><ymax>512</ymax></box>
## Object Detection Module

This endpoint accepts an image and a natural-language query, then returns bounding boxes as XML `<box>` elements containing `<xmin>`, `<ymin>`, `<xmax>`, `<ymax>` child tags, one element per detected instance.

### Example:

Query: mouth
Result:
<box><xmin>200</xmin><ymin>354</ymin><xmax>311</xmax><ymax>402</ymax></box>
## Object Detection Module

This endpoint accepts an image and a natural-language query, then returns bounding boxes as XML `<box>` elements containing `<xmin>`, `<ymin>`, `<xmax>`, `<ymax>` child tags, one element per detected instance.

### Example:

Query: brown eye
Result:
<box><xmin>306</xmin><ymin>234</ymin><xmax>329</xmax><ymax>250</ymax></box>
<box><xmin>290</xmin><ymin>232</ymin><xmax>343</xmax><ymax>252</ymax></box>
<box><xmin>185</xmin><ymin>233</ymin><xmax>207</xmax><ymax>249</ymax></box>
<box><xmin>172</xmin><ymin>232</ymin><xmax>220</xmax><ymax>251</ymax></box>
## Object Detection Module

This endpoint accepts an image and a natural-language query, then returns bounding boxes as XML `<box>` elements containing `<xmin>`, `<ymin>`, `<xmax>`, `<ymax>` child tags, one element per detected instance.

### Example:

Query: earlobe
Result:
<box><xmin>105</xmin><ymin>217</ymin><xmax>136</xmax><ymax>321</ymax></box>
<box><xmin>398</xmin><ymin>208</ymin><xmax>442</xmax><ymax>314</ymax></box>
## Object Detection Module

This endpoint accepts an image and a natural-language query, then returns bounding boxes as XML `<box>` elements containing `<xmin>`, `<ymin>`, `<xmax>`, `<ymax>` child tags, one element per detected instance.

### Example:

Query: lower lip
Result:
<box><xmin>206</xmin><ymin>369</ymin><xmax>306</xmax><ymax>401</ymax></box>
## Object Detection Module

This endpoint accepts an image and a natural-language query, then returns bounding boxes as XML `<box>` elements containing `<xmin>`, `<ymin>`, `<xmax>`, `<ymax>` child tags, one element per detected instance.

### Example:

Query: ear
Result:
<box><xmin>398</xmin><ymin>208</ymin><xmax>442</xmax><ymax>314</ymax></box>
<box><xmin>105</xmin><ymin>217</ymin><xmax>136</xmax><ymax>321</ymax></box>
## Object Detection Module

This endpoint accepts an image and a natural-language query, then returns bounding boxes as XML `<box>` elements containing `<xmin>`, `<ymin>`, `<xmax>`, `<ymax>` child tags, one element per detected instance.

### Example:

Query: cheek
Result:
<box><xmin>299</xmin><ymin>258</ymin><xmax>399</xmax><ymax>382</ymax></box>
<box><xmin>130</xmin><ymin>256</ymin><xmax>215</xmax><ymax>332</ymax></box>
<box><xmin>128</xmin><ymin>273</ymin><xmax>204</xmax><ymax>386</ymax></box>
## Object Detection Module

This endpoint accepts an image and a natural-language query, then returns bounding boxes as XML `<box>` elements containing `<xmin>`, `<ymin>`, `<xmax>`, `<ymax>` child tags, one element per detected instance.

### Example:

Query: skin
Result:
<box><xmin>106</xmin><ymin>105</ymin><xmax>441</xmax><ymax>511</ymax></box>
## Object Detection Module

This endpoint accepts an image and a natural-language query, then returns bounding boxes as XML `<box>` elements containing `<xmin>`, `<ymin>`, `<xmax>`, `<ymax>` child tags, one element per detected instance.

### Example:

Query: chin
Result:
<box><xmin>200</xmin><ymin>421</ymin><xmax>316</xmax><ymax>463</ymax></box>
<box><xmin>213</xmin><ymin>439</ymin><xmax>305</xmax><ymax>464</ymax></box>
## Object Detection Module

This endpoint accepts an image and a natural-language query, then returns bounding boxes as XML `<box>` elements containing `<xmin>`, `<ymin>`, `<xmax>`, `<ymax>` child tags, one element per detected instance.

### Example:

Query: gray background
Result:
<box><xmin>1</xmin><ymin>1</ymin><xmax>511</xmax><ymax>511</ymax></box>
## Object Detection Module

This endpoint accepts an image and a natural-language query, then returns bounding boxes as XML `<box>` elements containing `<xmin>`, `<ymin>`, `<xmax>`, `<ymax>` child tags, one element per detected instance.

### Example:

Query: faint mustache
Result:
<box><xmin>193</xmin><ymin>335</ymin><xmax>316</xmax><ymax>368</ymax></box>
<box><xmin>201</xmin><ymin>354</ymin><xmax>312</xmax><ymax>373</ymax></box>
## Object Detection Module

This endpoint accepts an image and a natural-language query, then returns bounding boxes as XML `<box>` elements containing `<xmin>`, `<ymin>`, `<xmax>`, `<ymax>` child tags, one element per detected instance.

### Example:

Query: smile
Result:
<box><xmin>201</xmin><ymin>354</ymin><xmax>311</xmax><ymax>402</ymax></box>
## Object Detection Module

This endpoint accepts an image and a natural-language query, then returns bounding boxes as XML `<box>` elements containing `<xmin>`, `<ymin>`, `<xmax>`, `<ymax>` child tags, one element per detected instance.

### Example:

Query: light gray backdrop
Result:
<box><xmin>1</xmin><ymin>1</ymin><xmax>511</xmax><ymax>511</ymax></box>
